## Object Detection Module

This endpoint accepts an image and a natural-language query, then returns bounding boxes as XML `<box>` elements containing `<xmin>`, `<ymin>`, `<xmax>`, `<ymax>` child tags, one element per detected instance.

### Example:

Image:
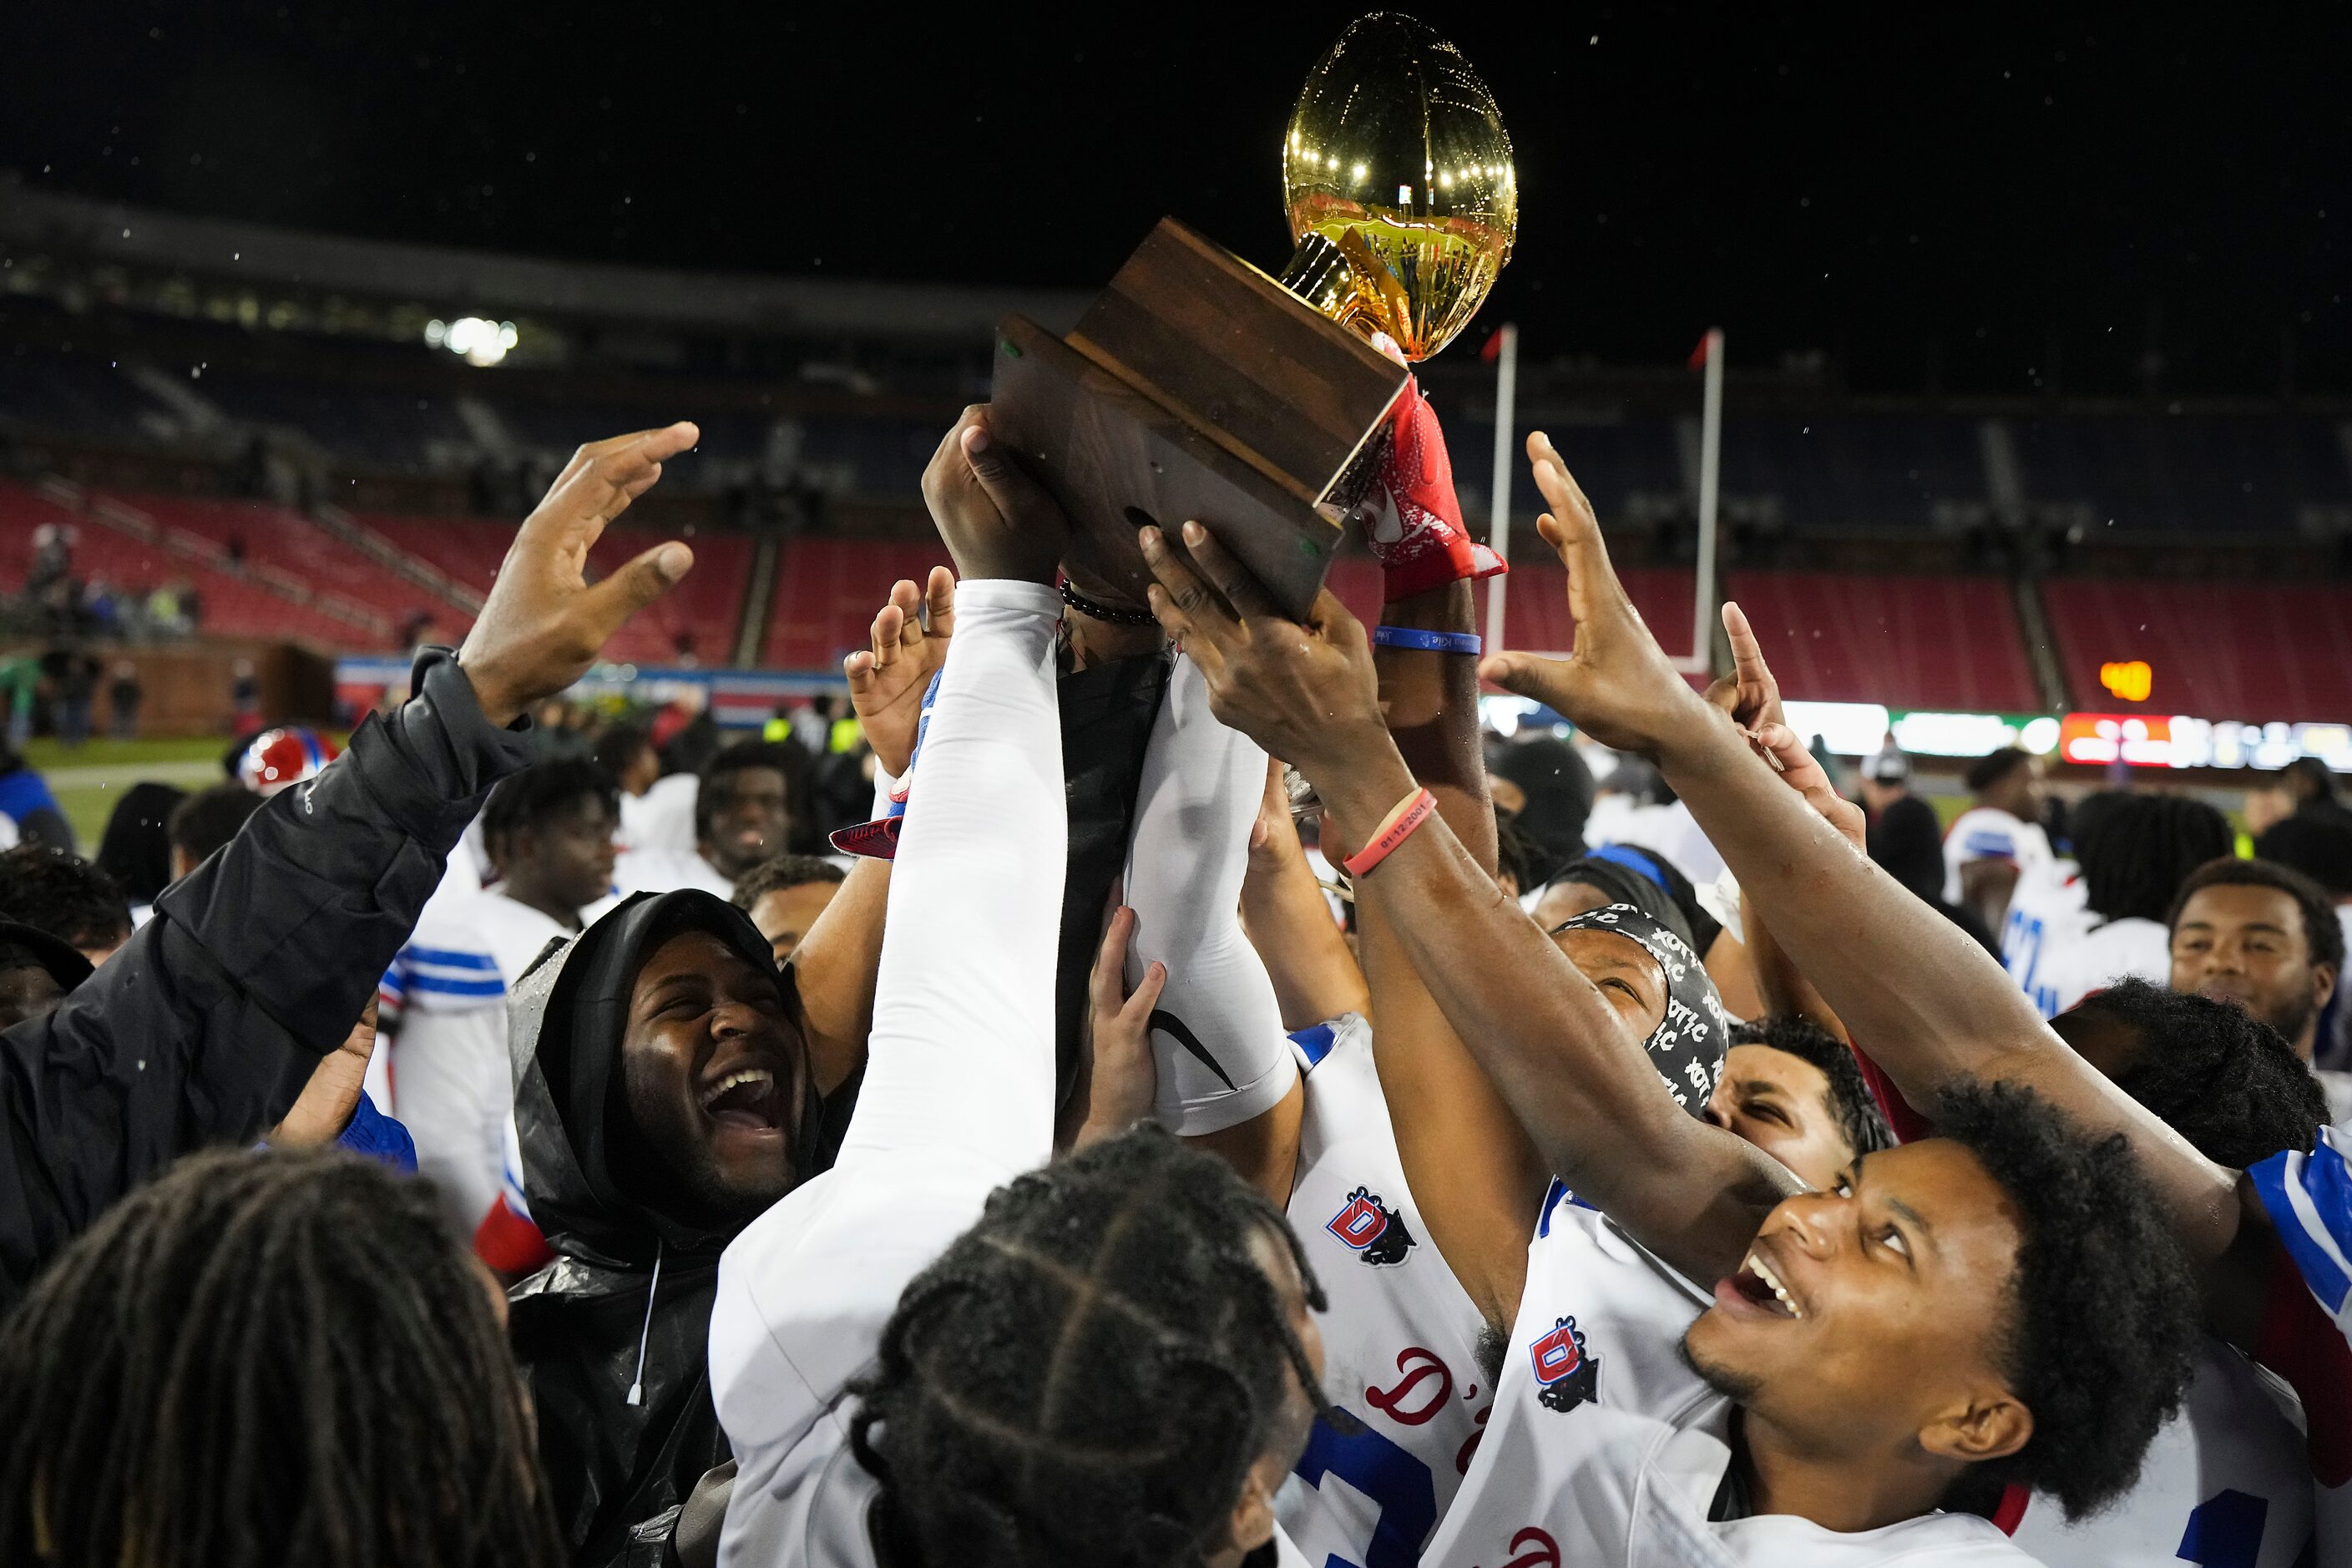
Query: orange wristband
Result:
<box><xmin>1343</xmin><ymin>787</ymin><xmax>1438</xmax><ymax>878</ymax></box>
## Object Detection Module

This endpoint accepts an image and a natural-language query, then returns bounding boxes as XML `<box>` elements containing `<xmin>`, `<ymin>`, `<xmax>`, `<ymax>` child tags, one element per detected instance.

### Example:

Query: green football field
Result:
<box><xmin>21</xmin><ymin>736</ymin><xmax>260</xmax><ymax>850</ymax></box>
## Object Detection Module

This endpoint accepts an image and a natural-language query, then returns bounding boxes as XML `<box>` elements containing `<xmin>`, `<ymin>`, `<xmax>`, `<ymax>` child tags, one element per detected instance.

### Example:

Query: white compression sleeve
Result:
<box><xmin>1124</xmin><ymin>653</ymin><xmax>1299</xmax><ymax>1134</ymax></box>
<box><xmin>836</xmin><ymin>579</ymin><xmax>1066</xmax><ymax>1176</ymax></box>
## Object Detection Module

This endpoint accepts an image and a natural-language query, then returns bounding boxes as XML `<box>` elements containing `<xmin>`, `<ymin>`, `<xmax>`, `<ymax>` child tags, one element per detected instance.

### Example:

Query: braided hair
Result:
<box><xmin>850</xmin><ymin>1125</ymin><xmax>1327</xmax><ymax>1568</ymax></box>
<box><xmin>0</xmin><ymin>1147</ymin><xmax>560</xmax><ymax>1568</ymax></box>
<box><xmin>2076</xmin><ymin>794</ymin><xmax>2232</xmax><ymax>923</ymax></box>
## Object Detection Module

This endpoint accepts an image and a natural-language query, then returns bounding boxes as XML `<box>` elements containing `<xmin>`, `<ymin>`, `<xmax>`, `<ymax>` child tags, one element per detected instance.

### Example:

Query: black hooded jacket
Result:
<box><xmin>506</xmin><ymin>889</ymin><xmax>812</xmax><ymax>1568</ymax></box>
<box><xmin>0</xmin><ymin>650</ymin><xmax>524</xmax><ymax>1308</ymax></box>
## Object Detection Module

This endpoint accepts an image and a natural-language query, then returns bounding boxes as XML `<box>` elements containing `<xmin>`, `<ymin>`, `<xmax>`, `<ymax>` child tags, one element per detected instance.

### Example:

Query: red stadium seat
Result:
<box><xmin>2040</xmin><ymin>577</ymin><xmax>2352</xmax><ymax>721</ymax></box>
<box><xmin>358</xmin><ymin>513</ymin><xmax>752</xmax><ymax>665</ymax></box>
<box><xmin>0</xmin><ymin>480</ymin><xmax>384</xmax><ymax>649</ymax></box>
<box><xmin>1725</xmin><ymin>571</ymin><xmax>2041</xmax><ymax>711</ymax></box>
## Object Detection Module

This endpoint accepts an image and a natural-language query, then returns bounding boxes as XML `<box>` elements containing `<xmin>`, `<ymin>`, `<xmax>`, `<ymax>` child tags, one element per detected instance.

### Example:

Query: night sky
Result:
<box><xmin>6</xmin><ymin>3</ymin><xmax>2349</xmax><ymax>393</ymax></box>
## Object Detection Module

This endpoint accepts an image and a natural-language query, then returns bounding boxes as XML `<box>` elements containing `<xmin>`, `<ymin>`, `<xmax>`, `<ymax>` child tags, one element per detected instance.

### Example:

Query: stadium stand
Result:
<box><xmin>362</xmin><ymin>513</ymin><xmax>752</xmax><ymax>666</ymax></box>
<box><xmin>1727</xmin><ymin>570</ymin><xmax>2041</xmax><ymax>711</ymax></box>
<box><xmin>2039</xmin><ymin>576</ymin><xmax>2352</xmax><ymax>720</ymax></box>
<box><xmin>7</xmin><ymin>187</ymin><xmax>2352</xmax><ymax>731</ymax></box>
<box><xmin>2011</xmin><ymin>414</ymin><xmax>2352</xmax><ymax>534</ymax></box>
<box><xmin>0</xmin><ymin>478</ymin><xmax>387</xmax><ymax>647</ymax></box>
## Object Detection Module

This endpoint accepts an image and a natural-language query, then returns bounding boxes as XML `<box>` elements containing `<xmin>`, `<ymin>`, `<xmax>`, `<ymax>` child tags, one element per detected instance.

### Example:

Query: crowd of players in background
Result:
<box><xmin>0</xmin><ymin>402</ymin><xmax>2347</xmax><ymax>1568</ymax></box>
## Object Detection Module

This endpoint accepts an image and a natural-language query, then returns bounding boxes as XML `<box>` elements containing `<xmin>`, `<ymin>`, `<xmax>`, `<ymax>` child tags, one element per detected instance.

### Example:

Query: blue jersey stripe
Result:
<box><xmin>400</xmin><ymin>945</ymin><xmax>498</xmax><ymax>971</ymax></box>
<box><xmin>403</xmin><ymin>972</ymin><xmax>505</xmax><ymax>998</ymax></box>
<box><xmin>2251</xmin><ymin>1146</ymin><xmax>2352</xmax><ymax>1315</ymax></box>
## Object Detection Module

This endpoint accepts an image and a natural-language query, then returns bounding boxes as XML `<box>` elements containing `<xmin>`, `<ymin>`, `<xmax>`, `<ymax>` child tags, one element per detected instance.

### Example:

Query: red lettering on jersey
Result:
<box><xmin>1530</xmin><ymin>1320</ymin><xmax>1584</xmax><ymax>1383</ymax></box>
<box><xmin>1454</xmin><ymin>1402</ymin><xmax>1491</xmax><ymax>1474</ymax></box>
<box><xmin>1474</xmin><ymin>1525</ymin><xmax>1560</xmax><ymax>1568</ymax></box>
<box><xmin>1330</xmin><ymin>1194</ymin><xmax>1386</xmax><ymax>1247</ymax></box>
<box><xmin>1364</xmin><ymin>1346</ymin><xmax>1454</xmax><ymax>1425</ymax></box>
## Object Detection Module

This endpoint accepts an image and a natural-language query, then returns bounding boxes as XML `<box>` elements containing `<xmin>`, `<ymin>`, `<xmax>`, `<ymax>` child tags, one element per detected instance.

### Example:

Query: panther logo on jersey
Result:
<box><xmin>1327</xmin><ymin>1185</ymin><xmax>1418</xmax><ymax>1267</ymax></box>
<box><xmin>1530</xmin><ymin>1315</ymin><xmax>1600</xmax><ymax>1413</ymax></box>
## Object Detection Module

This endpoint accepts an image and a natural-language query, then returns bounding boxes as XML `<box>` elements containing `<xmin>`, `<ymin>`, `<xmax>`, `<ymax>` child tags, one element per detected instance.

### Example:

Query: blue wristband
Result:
<box><xmin>1373</xmin><ymin>625</ymin><xmax>1483</xmax><ymax>655</ymax></box>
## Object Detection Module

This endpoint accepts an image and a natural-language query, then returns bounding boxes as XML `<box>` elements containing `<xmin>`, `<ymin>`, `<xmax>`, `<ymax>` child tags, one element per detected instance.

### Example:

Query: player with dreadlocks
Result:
<box><xmin>2020</xmin><ymin>793</ymin><xmax>2233</xmax><ymax>1019</ymax></box>
<box><xmin>0</xmin><ymin>1146</ymin><xmax>559</xmax><ymax>1567</ymax></box>
<box><xmin>710</xmin><ymin>410</ymin><xmax>1332</xmax><ymax>1568</ymax></box>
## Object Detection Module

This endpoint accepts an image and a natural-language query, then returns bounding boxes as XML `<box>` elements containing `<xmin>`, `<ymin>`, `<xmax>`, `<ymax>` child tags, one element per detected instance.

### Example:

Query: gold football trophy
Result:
<box><xmin>989</xmin><ymin>13</ymin><xmax>1516</xmax><ymax>618</ymax></box>
<box><xmin>1278</xmin><ymin>12</ymin><xmax>1518</xmax><ymax>362</ymax></box>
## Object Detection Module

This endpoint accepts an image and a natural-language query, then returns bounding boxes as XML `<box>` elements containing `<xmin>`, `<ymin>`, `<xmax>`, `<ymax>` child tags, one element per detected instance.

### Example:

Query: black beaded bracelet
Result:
<box><xmin>1059</xmin><ymin>578</ymin><xmax>1160</xmax><ymax>627</ymax></box>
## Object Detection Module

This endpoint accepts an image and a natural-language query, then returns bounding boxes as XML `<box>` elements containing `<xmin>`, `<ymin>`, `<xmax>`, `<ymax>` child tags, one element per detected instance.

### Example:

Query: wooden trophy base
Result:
<box><xmin>989</xmin><ymin>218</ymin><xmax>1410</xmax><ymax>622</ymax></box>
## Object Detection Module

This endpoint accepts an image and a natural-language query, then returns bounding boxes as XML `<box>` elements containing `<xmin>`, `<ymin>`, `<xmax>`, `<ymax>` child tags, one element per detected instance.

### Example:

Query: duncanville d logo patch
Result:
<box><xmin>1530</xmin><ymin>1315</ymin><xmax>1600</xmax><ymax>1413</ymax></box>
<box><xmin>1327</xmin><ymin>1185</ymin><xmax>1418</xmax><ymax>1267</ymax></box>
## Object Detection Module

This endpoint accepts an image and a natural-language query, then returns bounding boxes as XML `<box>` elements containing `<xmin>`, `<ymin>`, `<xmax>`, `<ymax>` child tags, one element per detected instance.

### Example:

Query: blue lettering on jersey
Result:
<box><xmin>1293</xmin><ymin>1415</ymin><xmax>1437</xmax><ymax>1568</ymax></box>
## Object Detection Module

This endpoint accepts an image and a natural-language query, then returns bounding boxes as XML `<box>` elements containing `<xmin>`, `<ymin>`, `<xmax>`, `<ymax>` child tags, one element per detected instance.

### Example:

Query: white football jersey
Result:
<box><xmin>1943</xmin><ymin>807</ymin><xmax>2053</xmax><ymax>908</ymax></box>
<box><xmin>1276</xmin><ymin>1015</ymin><xmax>1495</xmax><ymax>1568</ymax></box>
<box><xmin>619</xmin><ymin>771</ymin><xmax>700</xmax><ymax>857</ymax></box>
<box><xmin>2246</xmin><ymin>1128</ymin><xmax>2352</xmax><ymax>1565</ymax></box>
<box><xmin>382</xmin><ymin>888</ymin><xmax>611</xmax><ymax>1232</ymax></box>
<box><xmin>2011</xmin><ymin>1339</ymin><xmax>2314</xmax><ymax>1568</ymax></box>
<box><xmin>2028</xmin><ymin>916</ymin><xmax>2172</xmax><ymax>1019</ymax></box>
<box><xmin>614</xmin><ymin>844</ymin><xmax>735</xmax><ymax>899</ymax></box>
<box><xmin>2000</xmin><ymin>857</ymin><xmax>2091</xmax><ymax>1018</ymax></box>
<box><xmin>1424</xmin><ymin>1186</ymin><xmax>2032</xmax><ymax>1568</ymax></box>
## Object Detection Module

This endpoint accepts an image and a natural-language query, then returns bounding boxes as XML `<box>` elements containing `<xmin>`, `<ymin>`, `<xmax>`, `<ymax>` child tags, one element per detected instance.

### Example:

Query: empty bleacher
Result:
<box><xmin>2040</xmin><ymin>577</ymin><xmax>2352</xmax><ymax>721</ymax></box>
<box><xmin>1727</xmin><ymin>570</ymin><xmax>2041</xmax><ymax>711</ymax></box>
<box><xmin>2011</xmin><ymin>414</ymin><xmax>2352</xmax><ymax>534</ymax></box>
<box><xmin>0</xmin><ymin>479</ymin><xmax>384</xmax><ymax>648</ymax></box>
<box><xmin>362</xmin><ymin>511</ymin><xmax>753</xmax><ymax>666</ymax></box>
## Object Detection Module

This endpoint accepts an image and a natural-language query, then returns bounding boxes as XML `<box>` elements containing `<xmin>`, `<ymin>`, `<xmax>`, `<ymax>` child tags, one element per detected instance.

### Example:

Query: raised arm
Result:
<box><xmin>0</xmin><ymin>423</ymin><xmax>701</xmax><ymax>1297</ymax></box>
<box><xmin>1237</xmin><ymin>761</ymin><xmax>1368</xmax><ymax>1032</ymax></box>
<box><xmin>1354</xmin><ymin>576</ymin><xmax>1550</xmax><ymax>1322</ymax></box>
<box><xmin>1479</xmin><ymin>435</ymin><xmax>2240</xmax><ymax>1260</ymax></box>
<box><xmin>1140</xmin><ymin>521</ymin><xmax>1788</xmax><ymax>1288</ymax></box>
<box><xmin>710</xmin><ymin>410</ymin><xmax>1071</xmax><ymax>1477</ymax></box>
<box><xmin>787</xmin><ymin>569</ymin><xmax>955</xmax><ymax>1093</ymax></box>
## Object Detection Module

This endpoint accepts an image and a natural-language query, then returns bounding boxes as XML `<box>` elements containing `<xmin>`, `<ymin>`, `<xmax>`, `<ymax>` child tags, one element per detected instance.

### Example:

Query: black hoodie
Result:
<box><xmin>505</xmin><ymin>888</ymin><xmax>811</xmax><ymax>1568</ymax></box>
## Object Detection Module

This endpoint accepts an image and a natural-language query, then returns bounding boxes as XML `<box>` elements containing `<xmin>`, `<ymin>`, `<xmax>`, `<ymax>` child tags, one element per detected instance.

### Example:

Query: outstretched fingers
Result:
<box><xmin>1752</xmin><ymin>721</ymin><xmax>1868</xmax><ymax>849</ymax></box>
<box><xmin>1721</xmin><ymin>600</ymin><xmax>1781</xmax><ymax>728</ymax></box>
<box><xmin>922</xmin><ymin>564</ymin><xmax>958</xmax><ymax>640</ymax></box>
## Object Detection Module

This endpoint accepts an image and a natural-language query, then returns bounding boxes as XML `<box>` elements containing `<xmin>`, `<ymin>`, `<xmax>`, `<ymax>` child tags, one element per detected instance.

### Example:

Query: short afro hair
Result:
<box><xmin>2167</xmin><ymin>857</ymin><xmax>2344</xmax><ymax>975</ymax></box>
<box><xmin>478</xmin><ymin>759</ymin><xmax>619</xmax><ymax>864</ymax></box>
<box><xmin>2056</xmin><ymin>979</ymin><xmax>2324</xmax><ymax>1168</ymax></box>
<box><xmin>1731</xmin><ymin>1015</ymin><xmax>1894</xmax><ymax>1162</ymax></box>
<box><xmin>695</xmin><ymin>739</ymin><xmax>813</xmax><ymax>849</ymax></box>
<box><xmin>2254</xmin><ymin>813</ymin><xmax>2352</xmax><ymax>898</ymax></box>
<box><xmin>0</xmin><ymin>845</ymin><xmax>131</xmax><ymax>953</ymax></box>
<box><xmin>728</xmin><ymin>852</ymin><xmax>847</xmax><ymax>913</ymax></box>
<box><xmin>1965</xmin><ymin>747</ymin><xmax>2034</xmax><ymax>794</ymax></box>
<box><xmin>850</xmin><ymin>1125</ymin><xmax>1327</xmax><ymax>1568</ymax></box>
<box><xmin>1930</xmin><ymin>1080</ymin><xmax>2198</xmax><ymax>1520</ymax></box>
<box><xmin>167</xmin><ymin>781</ymin><xmax>265</xmax><ymax>869</ymax></box>
<box><xmin>590</xmin><ymin>721</ymin><xmax>655</xmax><ymax>780</ymax></box>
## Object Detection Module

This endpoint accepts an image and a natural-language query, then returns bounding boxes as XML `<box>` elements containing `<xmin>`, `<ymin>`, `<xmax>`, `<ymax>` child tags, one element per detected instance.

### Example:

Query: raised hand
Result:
<box><xmin>458</xmin><ymin>423</ymin><xmax>700</xmax><ymax>726</ymax></box>
<box><xmin>919</xmin><ymin>406</ymin><xmax>1068</xmax><ymax>585</ymax></box>
<box><xmin>267</xmin><ymin>999</ymin><xmax>378</xmax><ymax>1148</ymax></box>
<box><xmin>1709</xmin><ymin>600</ymin><xmax>1786</xmax><ymax>736</ymax></box>
<box><xmin>1064</xmin><ymin>903</ymin><xmax>1166</xmax><ymax>1151</ymax></box>
<box><xmin>1137</xmin><ymin>520</ymin><xmax>1385</xmax><ymax>777</ymax></box>
<box><xmin>845</xmin><ymin>568</ymin><xmax>956</xmax><ymax>777</ymax></box>
<box><xmin>1474</xmin><ymin>432</ymin><xmax>1717</xmax><ymax>756</ymax></box>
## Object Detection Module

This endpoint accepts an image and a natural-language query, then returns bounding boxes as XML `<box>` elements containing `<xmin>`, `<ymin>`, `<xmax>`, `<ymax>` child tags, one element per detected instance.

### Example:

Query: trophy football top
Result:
<box><xmin>1281</xmin><ymin>13</ymin><xmax>1518</xmax><ymax>362</ymax></box>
